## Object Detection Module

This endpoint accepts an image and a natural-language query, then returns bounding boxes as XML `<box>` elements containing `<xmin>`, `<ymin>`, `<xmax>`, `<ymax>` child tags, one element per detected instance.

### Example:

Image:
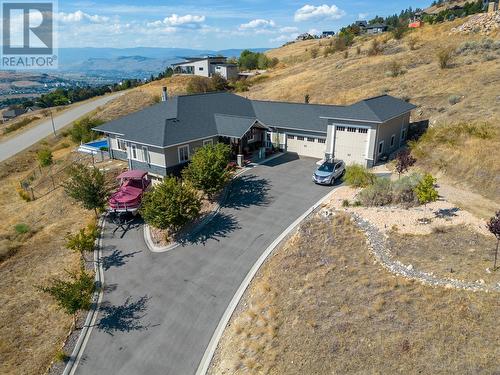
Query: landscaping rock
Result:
<box><xmin>451</xmin><ymin>11</ymin><xmax>500</xmax><ymax>35</ymax></box>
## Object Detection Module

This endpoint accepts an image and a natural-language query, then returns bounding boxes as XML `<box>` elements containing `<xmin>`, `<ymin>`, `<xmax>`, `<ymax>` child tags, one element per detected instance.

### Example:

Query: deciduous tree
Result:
<box><xmin>487</xmin><ymin>211</ymin><xmax>500</xmax><ymax>270</ymax></box>
<box><xmin>140</xmin><ymin>177</ymin><xmax>201</xmax><ymax>231</ymax></box>
<box><xmin>182</xmin><ymin>143</ymin><xmax>231</xmax><ymax>198</ymax></box>
<box><xmin>64</xmin><ymin>164</ymin><xmax>110</xmax><ymax>217</ymax></box>
<box><xmin>395</xmin><ymin>149</ymin><xmax>416</xmax><ymax>178</ymax></box>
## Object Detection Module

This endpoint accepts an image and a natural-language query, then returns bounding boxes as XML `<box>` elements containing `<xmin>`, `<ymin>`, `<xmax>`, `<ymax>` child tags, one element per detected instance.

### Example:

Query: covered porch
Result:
<box><xmin>217</xmin><ymin>119</ymin><xmax>273</xmax><ymax>166</ymax></box>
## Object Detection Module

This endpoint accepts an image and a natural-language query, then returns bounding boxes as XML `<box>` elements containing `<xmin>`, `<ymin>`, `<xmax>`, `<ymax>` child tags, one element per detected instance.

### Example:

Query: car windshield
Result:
<box><xmin>318</xmin><ymin>163</ymin><xmax>334</xmax><ymax>173</ymax></box>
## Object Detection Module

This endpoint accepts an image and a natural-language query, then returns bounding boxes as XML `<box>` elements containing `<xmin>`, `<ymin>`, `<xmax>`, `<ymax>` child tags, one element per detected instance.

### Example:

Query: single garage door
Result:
<box><xmin>286</xmin><ymin>134</ymin><xmax>326</xmax><ymax>159</ymax></box>
<box><xmin>334</xmin><ymin>126</ymin><xmax>369</xmax><ymax>165</ymax></box>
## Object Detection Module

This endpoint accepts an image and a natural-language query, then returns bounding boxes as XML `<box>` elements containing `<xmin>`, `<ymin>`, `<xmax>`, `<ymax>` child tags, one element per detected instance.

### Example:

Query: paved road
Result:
<box><xmin>0</xmin><ymin>92</ymin><xmax>124</xmax><ymax>162</ymax></box>
<box><xmin>76</xmin><ymin>154</ymin><xmax>336</xmax><ymax>375</ymax></box>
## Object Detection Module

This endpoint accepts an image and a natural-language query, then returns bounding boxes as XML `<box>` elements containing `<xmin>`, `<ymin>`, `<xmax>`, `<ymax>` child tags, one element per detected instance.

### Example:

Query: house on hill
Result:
<box><xmin>94</xmin><ymin>91</ymin><xmax>416</xmax><ymax>178</ymax></box>
<box><xmin>172</xmin><ymin>56</ymin><xmax>238</xmax><ymax>80</ymax></box>
<box><xmin>2</xmin><ymin>108</ymin><xmax>25</xmax><ymax>122</ymax></box>
<box><xmin>365</xmin><ymin>23</ymin><xmax>388</xmax><ymax>34</ymax></box>
<box><xmin>321</xmin><ymin>31</ymin><xmax>335</xmax><ymax>38</ymax></box>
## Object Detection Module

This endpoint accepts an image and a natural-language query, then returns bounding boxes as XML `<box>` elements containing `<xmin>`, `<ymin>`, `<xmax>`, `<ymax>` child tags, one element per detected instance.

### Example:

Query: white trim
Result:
<box><xmin>130</xmin><ymin>144</ymin><xmax>139</xmax><ymax>160</ymax></box>
<box><xmin>202</xmin><ymin>138</ymin><xmax>214</xmax><ymax>146</ymax></box>
<box><xmin>275</xmin><ymin>126</ymin><xmax>327</xmax><ymax>134</ymax></box>
<box><xmin>285</xmin><ymin>131</ymin><xmax>327</xmax><ymax>139</ymax></box>
<box><xmin>320</xmin><ymin>109</ymin><xmax>414</xmax><ymax>124</ymax></box>
<box><xmin>364</xmin><ymin>128</ymin><xmax>371</xmax><ymax>161</ymax></box>
<box><xmin>95</xmin><ymin>130</ymin><xmax>125</xmax><ymax>136</ymax></box>
<box><xmin>116</xmin><ymin>138</ymin><xmax>127</xmax><ymax>151</ymax></box>
<box><xmin>142</xmin><ymin>146</ymin><xmax>150</xmax><ymax>163</ymax></box>
<box><xmin>178</xmin><ymin>144</ymin><xmax>190</xmax><ymax>163</ymax></box>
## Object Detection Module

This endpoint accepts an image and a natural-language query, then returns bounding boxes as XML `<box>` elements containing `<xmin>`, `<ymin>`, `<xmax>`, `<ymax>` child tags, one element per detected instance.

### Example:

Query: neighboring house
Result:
<box><xmin>355</xmin><ymin>20</ymin><xmax>368</xmax><ymax>32</ymax></box>
<box><xmin>366</xmin><ymin>23</ymin><xmax>388</xmax><ymax>34</ymax></box>
<box><xmin>321</xmin><ymin>31</ymin><xmax>335</xmax><ymax>38</ymax></box>
<box><xmin>25</xmin><ymin>106</ymin><xmax>43</xmax><ymax>112</ymax></box>
<box><xmin>172</xmin><ymin>56</ymin><xmax>238</xmax><ymax>80</ymax></box>
<box><xmin>2</xmin><ymin>108</ymin><xmax>25</xmax><ymax>122</ymax></box>
<box><xmin>485</xmin><ymin>0</ymin><xmax>499</xmax><ymax>12</ymax></box>
<box><xmin>94</xmin><ymin>92</ymin><xmax>416</xmax><ymax>178</ymax></box>
<box><xmin>296</xmin><ymin>33</ymin><xmax>317</xmax><ymax>41</ymax></box>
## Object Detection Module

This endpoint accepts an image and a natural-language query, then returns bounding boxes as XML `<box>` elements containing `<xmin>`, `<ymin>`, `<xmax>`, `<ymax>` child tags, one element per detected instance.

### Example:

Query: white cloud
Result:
<box><xmin>279</xmin><ymin>26</ymin><xmax>299</xmax><ymax>33</ymax></box>
<box><xmin>294</xmin><ymin>4</ymin><xmax>346</xmax><ymax>22</ymax></box>
<box><xmin>239</xmin><ymin>19</ymin><xmax>276</xmax><ymax>30</ymax></box>
<box><xmin>58</xmin><ymin>10</ymin><xmax>109</xmax><ymax>23</ymax></box>
<box><xmin>270</xmin><ymin>33</ymin><xmax>299</xmax><ymax>43</ymax></box>
<box><xmin>358</xmin><ymin>13</ymin><xmax>369</xmax><ymax>20</ymax></box>
<box><xmin>162</xmin><ymin>13</ymin><xmax>205</xmax><ymax>26</ymax></box>
<box><xmin>308</xmin><ymin>28</ymin><xmax>320</xmax><ymax>36</ymax></box>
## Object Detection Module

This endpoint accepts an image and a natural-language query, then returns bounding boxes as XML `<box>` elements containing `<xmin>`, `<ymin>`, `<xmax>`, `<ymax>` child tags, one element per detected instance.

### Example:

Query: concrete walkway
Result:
<box><xmin>0</xmin><ymin>92</ymin><xmax>123</xmax><ymax>162</ymax></box>
<box><xmin>75</xmin><ymin>154</ymin><xmax>335</xmax><ymax>375</ymax></box>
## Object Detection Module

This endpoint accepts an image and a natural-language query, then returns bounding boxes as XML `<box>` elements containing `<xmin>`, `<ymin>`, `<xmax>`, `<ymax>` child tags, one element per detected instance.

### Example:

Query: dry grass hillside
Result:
<box><xmin>243</xmin><ymin>18</ymin><xmax>500</xmax><ymax>200</ymax></box>
<box><xmin>0</xmin><ymin>74</ymin><xmax>196</xmax><ymax>375</ymax></box>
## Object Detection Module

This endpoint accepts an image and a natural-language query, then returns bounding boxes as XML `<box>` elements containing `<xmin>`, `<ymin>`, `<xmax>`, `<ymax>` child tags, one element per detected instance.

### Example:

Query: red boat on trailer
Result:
<box><xmin>108</xmin><ymin>170</ymin><xmax>151</xmax><ymax>213</ymax></box>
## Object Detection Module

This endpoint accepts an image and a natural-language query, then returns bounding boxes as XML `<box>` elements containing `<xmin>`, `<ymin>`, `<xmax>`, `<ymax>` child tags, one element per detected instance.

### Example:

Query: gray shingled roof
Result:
<box><xmin>94</xmin><ymin>92</ymin><xmax>416</xmax><ymax>148</ymax></box>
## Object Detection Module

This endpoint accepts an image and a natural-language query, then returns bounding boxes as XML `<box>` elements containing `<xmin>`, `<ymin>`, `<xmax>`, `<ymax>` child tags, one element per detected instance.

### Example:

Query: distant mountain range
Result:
<box><xmin>57</xmin><ymin>47</ymin><xmax>269</xmax><ymax>79</ymax></box>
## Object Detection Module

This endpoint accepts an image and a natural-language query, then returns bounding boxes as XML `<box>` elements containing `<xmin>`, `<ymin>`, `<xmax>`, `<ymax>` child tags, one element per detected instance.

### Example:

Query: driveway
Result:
<box><xmin>0</xmin><ymin>92</ymin><xmax>124</xmax><ymax>162</ymax></box>
<box><xmin>76</xmin><ymin>154</ymin><xmax>336</xmax><ymax>375</ymax></box>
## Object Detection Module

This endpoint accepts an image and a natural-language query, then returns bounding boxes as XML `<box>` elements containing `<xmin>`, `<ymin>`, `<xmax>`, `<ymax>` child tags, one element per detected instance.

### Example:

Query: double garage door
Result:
<box><xmin>286</xmin><ymin>134</ymin><xmax>326</xmax><ymax>159</ymax></box>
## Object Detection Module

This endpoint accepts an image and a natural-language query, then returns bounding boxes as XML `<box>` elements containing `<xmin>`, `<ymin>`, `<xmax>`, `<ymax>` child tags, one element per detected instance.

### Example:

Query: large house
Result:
<box><xmin>94</xmin><ymin>92</ymin><xmax>416</xmax><ymax>179</ymax></box>
<box><xmin>172</xmin><ymin>56</ymin><xmax>238</xmax><ymax>80</ymax></box>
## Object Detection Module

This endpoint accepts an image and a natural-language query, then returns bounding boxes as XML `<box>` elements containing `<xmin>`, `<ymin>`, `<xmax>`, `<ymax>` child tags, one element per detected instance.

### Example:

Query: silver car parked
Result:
<box><xmin>312</xmin><ymin>160</ymin><xmax>346</xmax><ymax>185</ymax></box>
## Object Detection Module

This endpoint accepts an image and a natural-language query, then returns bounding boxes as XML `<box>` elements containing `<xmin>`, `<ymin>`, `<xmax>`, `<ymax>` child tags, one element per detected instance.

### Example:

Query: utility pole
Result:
<box><xmin>49</xmin><ymin>110</ymin><xmax>56</xmax><ymax>136</ymax></box>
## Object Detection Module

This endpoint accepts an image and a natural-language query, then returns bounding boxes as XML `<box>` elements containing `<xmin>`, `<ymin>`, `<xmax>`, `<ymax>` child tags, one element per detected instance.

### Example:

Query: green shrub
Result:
<box><xmin>391</xmin><ymin>24</ymin><xmax>408</xmax><ymax>40</ymax></box>
<box><xmin>40</xmin><ymin>269</ymin><xmax>95</xmax><ymax>315</ymax></box>
<box><xmin>66</xmin><ymin>223</ymin><xmax>98</xmax><ymax>261</ymax></box>
<box><xmin>358</xmin><ymin>177</ymin><xmax>393</xmax><ymax>206</ymax></box>
<box><xmin>17</xmin><ymin>187</ymin><xmax>32</xmax><ymax>202</ymax></box>
<box><xmin>37</xmin><ymin>148</ymin><xmax>53</xmax><ymax>167</ymax></box>
<box><xmin>392</xmin><ymin>173</ymin><xmax>421</xmax><ymax>207</ymax></box>
<box><xmin>448</xmin><ymin>95</ymin><xmax>462</xmax><ymax>105</ymax></box>
<box><xmin>437</xmin><ymin>47</ymin><xmax>453</xmax><ymax>69</ymax></box>
<box><xmin>368</xmin><ymin>39</ymin><xmax>383</xmax><ymax>56</ymax></box>
<box><xmin>343</xmin><ymin>164</ymin><xmax>376</xmax><ymax>188</ymax></box>
<box><xmin>342</xmin><ymin>199</ymin><xmax>350</xmax><ymax>207</ymax></box>
<box><xmin>140</xmin><ymin>177</ymin><xmax>201</xmax><ymax>231</ymax></box>
<box><xmin>54</xmin><ymin>349</ymin><xmax>69</xmax><ymax>363</ymax></box>
<box><xmin>415</xmin><ymin>173</ymin><xmax>439</xmax><ymax>204</ymax></box>
<box><xmin>69</xmin><ymin>117</ymin><xmax>103</xmax><ymax>143</ymax></box>
<box><xmin>182</xmin><ymin>143</ymin><xmax>231</xmax><ymax>197</ymax></box>
<box><xmin>353</xmin><ymin>200</ymin><xmax>362</xmax><ymax>207</ymax></box>
<box><xmin>14</xmin><ymin>223</ymin><xmax>30</xmax><ymax>234</ymax></box>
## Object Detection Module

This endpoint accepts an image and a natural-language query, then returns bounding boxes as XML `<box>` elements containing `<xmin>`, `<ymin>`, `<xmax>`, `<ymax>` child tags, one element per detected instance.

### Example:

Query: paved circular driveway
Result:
<box><xmin>76</xmin><ymin>154</ymin><xmax>335</xmax><ymax>375</ymax></box>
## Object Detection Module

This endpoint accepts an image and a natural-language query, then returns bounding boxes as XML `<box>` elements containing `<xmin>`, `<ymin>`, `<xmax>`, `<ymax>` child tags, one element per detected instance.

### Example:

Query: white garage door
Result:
<box><xmin>334</xmin><ymin>126</ymin><xmax>369</xmax><ymax>165</ymax></box>
<box><xmin>286</xmin><ymin>134</ymin><xmax>326</xmax><ymax>159</ymax></box>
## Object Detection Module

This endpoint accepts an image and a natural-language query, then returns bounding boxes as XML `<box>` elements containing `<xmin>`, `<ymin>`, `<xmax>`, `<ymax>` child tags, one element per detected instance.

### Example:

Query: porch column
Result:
<box><xmin>237</xmin><ymin>138</ymin><xmax>244</xmax><ymax>167</ymax></box>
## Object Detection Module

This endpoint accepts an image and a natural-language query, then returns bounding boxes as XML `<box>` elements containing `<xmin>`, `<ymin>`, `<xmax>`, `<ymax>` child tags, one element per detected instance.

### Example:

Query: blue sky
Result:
<box><xmin>55</xmin><ymin>1</ymin><xmax>431</xmax><ymax>49</ymax></box>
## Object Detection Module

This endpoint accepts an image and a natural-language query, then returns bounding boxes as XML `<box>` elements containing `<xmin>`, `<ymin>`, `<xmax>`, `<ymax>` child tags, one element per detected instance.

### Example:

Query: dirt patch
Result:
<box><xmin>209</xmin><ymin>213</ymin><xmax>500</xmax><ymax>374</ymax></box>
<box><xmin>388</xmin><ymin>225</ymin><xmax>499</xmax><ymax>285</ymax></box>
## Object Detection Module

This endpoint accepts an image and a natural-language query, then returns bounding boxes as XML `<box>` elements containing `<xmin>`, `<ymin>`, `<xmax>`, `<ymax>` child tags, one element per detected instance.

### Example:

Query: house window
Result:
<box><xmin>317</xmin><ymin>138</ymin><xmax>326</xmax><ymax>144</ymax></box>
<box><xmin>203</xmin><ymin>139</ymin><xmax>213</xmax><ymax>146</ymax></box>
<box><xmin>287</xmin><ymin>134</ymin><xmax>295</xmax><ymax>140</ymax></box>
<box><xmin>178</xmin><ymin>145</ymin><xmax>189</xmax><ymax>163</ymax></box>
<box><xmin>130</xmin><ymin>144</ymin><xmax>138</xmax><ymax>160</ymax></box>
<box><xmin>401</xmin><ymin>129</ymin><xmax>407</xmax><ymax>141</ymax></box>
<box><xmin>378</xmin><ymin>141</ymin><xmax>384</xmax><ymax>155</ymax></box>
<box><xmin>307</xmin><ymin>137</ymin><xmax>315</xmax><ymax>142</ymax></box>
<box><xmin>347</xmin><ymin>127</ymin><xmax>356</xmax><ymax>133</ymax></box>
<box><xmin>142</xmin><ymin>146</ymin><xmax>150</xmax><ymax>163</ymax></box>
<box><xmin>296</xmin><ymin>136</ymin><xmax>304</xmax><ymax>141</ymax></box>
<box><xmin>199</xmin><ymin>67</ymin><xmax>204</xmax><ymax>71</ymax></box>
<box><xmin>337</xmin><ymin>126</ymin><xmax>345</xmax><ymax>131</ymax></box>
<box><xmin>117</xmin><ymin>138</ymin><xmax>126</xmax><ymax>151</ymax></box>
<box><xmin>390</xmin><ymin>134</ymin><xmax>396</xmax><ymax>147</ymax></box>
<box><xmin>358</xmin><ymin>128</ymin><xmax>368</xmax><ymax>134</ymax></box>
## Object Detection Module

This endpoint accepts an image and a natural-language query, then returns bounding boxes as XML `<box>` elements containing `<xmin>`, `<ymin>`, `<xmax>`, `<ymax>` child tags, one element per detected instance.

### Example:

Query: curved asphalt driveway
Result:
<box><xmin>76</xmin><ymin>154</ymin><xmax>335</xmax><ymax>375</ymax></box>
<box><xmin>0</xmin><ymin>92</ymin><xmax>124</xmax><ymax>162</ymax></box>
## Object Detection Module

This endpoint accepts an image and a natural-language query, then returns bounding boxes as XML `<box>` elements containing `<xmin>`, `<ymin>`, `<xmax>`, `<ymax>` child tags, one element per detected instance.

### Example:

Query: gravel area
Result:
<box><xmin>326</xmin><ymin>186</ymin><xmax>491</xmax><ymax>236</ymax></box>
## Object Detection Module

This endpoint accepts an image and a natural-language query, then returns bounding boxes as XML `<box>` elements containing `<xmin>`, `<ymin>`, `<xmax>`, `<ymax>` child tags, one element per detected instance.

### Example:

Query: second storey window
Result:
<box><xmin>178</xmin><ymin>145</ymin><xmax>189</xmax><ymax>163</ymax></box>
<box><xmin>142</xmin><ymin>146</ymin><xmax>150</xmax><ymax>163</ymax></box>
